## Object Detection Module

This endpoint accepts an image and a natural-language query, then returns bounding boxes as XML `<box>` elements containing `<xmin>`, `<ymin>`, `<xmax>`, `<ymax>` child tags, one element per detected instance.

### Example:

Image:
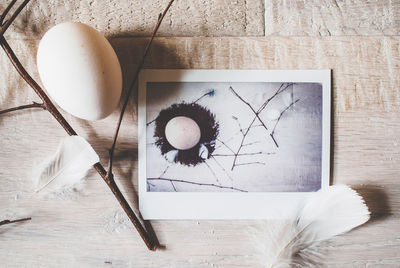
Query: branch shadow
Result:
<box><xmin>76</xmin><ymin>37</ymin><xmax>184</xmax><ymax>250</ymax></box>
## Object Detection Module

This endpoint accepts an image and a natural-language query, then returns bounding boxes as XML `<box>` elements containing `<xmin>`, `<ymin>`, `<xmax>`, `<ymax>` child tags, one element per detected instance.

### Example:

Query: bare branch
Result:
<box><xmin>212</xmin><ymin>152</ymin><xmax>274</xmax><ymax>157</ymax></box>
<box><xmin>210</xmin><ymin>155</ymin><xmax>234</xmax><ymax>181</ymax></box>
<box><xmin>216</xmin><ymin>138</ymin><xmax>237</xmax><ymax>155</ymax></box>
<box><xmin>108</xmin><ymin>0</ymin><xmax>175</xmax><ymax>176</ymax></box>
<box><xmin>147</xmin><ymin>177</ymin><xmax>248</xmax><ymax>192</ymax></box>
<box><xmin>230</xmin><ymin>86</ymin><xmax>270</xmax><ymax>134</ymax></box>
<box><xmin>204</xmin><ymin>160</ymin><xmax>221</xmax><ymax>185</ymax></box>
<box><xmin>0</xmin><ymin>0</ymin><xmax>31</xmax><ymax>38</ymax></box>
<box><xmin>0</xmin><ymin>101</ymin><xmax>45</xmax><ymax>115</ymax></box>
<box><xmin>270</xmin><ymin>99</ymin><xmax>300</xmax><ymax>146</ymax></box>
<box><xmin>235</xmin><ymin>162</ymin><xmax>266</xmax><ymax>167</ymax></box>
<box><xmin>170</xmin><ymin>181</ymin><xmax>177</xmax><ymax>191</ymax></box>
<box><xmin>229</xmin><ymin>83</ymin><xmax>294</xmax><ymax>169</ymax></box>
<box><xmin>0</xmin><ymin>0</ymin><xmax>177</xmax><ymax>251</ymax></box>
<box><xmin>0</xmin><ymin>217</ymin><xmax>31</xmax><ymax>226</ymax></box>
<box><xmin>0</xmin><ymin>0</ymin><xmax>17</xmax><ymax>26</ymax></box>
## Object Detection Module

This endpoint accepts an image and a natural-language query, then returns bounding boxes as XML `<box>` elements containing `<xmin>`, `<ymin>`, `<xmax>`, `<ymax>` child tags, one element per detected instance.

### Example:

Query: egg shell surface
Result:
<box><xmin>37</xmin><ymin>22</ymin><xmax>122</xmax><ymax>120</ymax></box>
<box><xmin>165</xmin><ymin>116</ymin><xmax>201</xmax><ymax>150</ymax></box>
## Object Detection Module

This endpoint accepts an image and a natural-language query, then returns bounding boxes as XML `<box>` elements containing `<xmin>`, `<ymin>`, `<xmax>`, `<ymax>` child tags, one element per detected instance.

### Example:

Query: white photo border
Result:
<box><xmin>139</xmin><ymin>69</ymin><xmax>331</xmax><ymax>219</ymax></box>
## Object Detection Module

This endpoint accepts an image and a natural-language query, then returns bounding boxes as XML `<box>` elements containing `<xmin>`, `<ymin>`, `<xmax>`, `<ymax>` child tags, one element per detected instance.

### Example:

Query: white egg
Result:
<box><xmin>165</xmin><ymin>116</ymin><xmax>201</xmax><ymax>150</ymax></box>
<box><xmin>37</xmin><ymin>22</ymin><xmax>122</xmax><ymax>120</ymax></box>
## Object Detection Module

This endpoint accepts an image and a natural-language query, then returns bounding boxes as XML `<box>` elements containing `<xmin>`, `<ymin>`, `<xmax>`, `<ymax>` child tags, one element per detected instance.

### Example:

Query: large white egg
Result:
<box><xmin>165</xmin><ymin>116</ymin><xmax>201</xmax><ymax>150</ymax></box>
<box><xmin>37</xmin><ymin>22</ymin><xmax>122</xmax><ymax>120</ymax></box>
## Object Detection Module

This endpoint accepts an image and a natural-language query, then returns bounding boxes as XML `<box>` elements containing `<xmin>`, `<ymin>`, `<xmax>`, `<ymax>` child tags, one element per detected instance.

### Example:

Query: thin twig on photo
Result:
<box><xmin>212</xmin><ymin>152</ymin><xmax>274</xmax><ymax>157</ymax></box>
<box><xmin>210</xmin><ymin>156</ymin><xmax>234</xmax><ymax>182</ymax></box>
<box><xmin>147</xmin><ymin>177</ymin><xmax>248</xmax><ymax>192</ymax></box>
<box><xmin>228</xmin><ymin>83</ymin><xmax>294</xmax><ymax>170</ymax></box>
<box><xmin>216</xmin><ymin>138</ymin><xmax>236</xmax><ymax>154</ymax></box>
<box><xmin>192</xmin><ymin>89</ymin><xmax>215</xmax><ymax>104</ymax></box>
<box><xmin>235</xmin><ymin>162</ymin><xmax>266</xmax><ymax>167</ymax></box>
<box><xmin>204</xmin><ymin>161</ymin><xmax>221</xmax><ymax>185</ymax></box>
<box><xmin>270</xmin><ymin>99</ymin><xmax>300</xmax><ymax>141</ymax></box>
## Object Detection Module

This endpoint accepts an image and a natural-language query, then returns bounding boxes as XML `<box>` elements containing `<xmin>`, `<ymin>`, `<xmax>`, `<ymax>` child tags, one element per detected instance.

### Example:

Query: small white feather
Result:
<box><xmin>268</xmin><ymin>185</ymin><xmax>370</xmax><ymax>267</ymax></box>
<box><xmin>34</xmin><ymin>135</ymin><xmax>99</xmax><ymax>193</ymax></box>
<box><xmin>165</xmin><ymin>149</ymin><xmax>179</xmax><ymax>163</ymax></box>
<box><xmin>199</xmin><ymin>144</ymin><xmax>209</xmax><ymax>159</ymax></box>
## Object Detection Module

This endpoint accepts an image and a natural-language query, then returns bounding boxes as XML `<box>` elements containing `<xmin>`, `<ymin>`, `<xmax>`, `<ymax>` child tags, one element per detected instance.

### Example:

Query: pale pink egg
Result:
<box><xmin>165</xmin><ymin>116</ymin><xmax>201</xmax><ymax>150</ymax></box>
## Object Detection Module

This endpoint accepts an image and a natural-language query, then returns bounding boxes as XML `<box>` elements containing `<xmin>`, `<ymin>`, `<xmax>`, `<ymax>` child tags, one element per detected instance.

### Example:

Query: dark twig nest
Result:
<box><xmin>154</xmin><ymin>102</ymin><xmax>219</xmax><ymax>166</ymax></box>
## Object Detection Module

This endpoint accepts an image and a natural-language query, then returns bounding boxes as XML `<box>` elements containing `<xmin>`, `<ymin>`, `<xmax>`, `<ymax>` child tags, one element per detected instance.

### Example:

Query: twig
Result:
<box><xmin>210</xmin><ymin>155</ymin><xmax>234</xmax><ymax>182</ymax></box>
<box><xmin>147</xmin><ymin>177</ymin><xmax>248</xmax><ymax>192</ymax></box>
<box><xmin>108</xmin><ymin>0</ymin><xmax>175</xmax><ymax>176</ymax></box>
<box><xmin>230</xmin><ymin>83</ymin><xmax>293</xmax><ymax>169</ymax></box>
<box><xmin>235</xmin><ymin>162</ymin><xmax>266</xmax><ymax>166</ymax></box>
<box><xmin>216</xmin><ymin>138</ymin><xmax>236</xmax><ymax>154</ymax></box>
<box><xmin>0</xmin><ymin>217</ymin><xmax>31</xmax><ymax>226</ymax></box>
<box><xmin>0</xmin><ymin>101</ymin><xmax>45</xmax><ymax>115</ymax></box>
<box><xmin>0</xmin><ymin>0</ymin><xmax>163</xmax><ymax>251</ymax></box>
<box><xmin>0</xmin><ymin>0</ymin><xmax>17</xmax><ymax>26</ymax></box>
<box><xmin>0</xmin><ymin>0</ymin><xmax>30</xmax><ymax>37</ymax></box>
<box><xmin>231</xmin><ymin>116</ymin><xmax>257</xmax><ymax>170</ymax></box>
<box><xmin>230</xmin><ymin>86</ymin><xmax>270</xmax><ymax>134</ymax></box>
<box><xmin>204</xmin><ymin>160</ymin><xmax>221</xmax><ymax>185</ymax></box>
<box><xmin>212</xmin><ymin>152</ymin><xmax>273</xmax><ymax>157</ymax></box>
<box><xmin>170</xmin><ymin>181</ymin><xmax>177</xmax><ymax>191</ymax></box>
<box><xmin>270</xmin><ymin>99</ymin><xmax>300</xmax><ymax>140</ymax></box>
<box><xmin>192</xmin><ymin>89</ymin><xmax>214</xmax><ymax>104</ymax></box>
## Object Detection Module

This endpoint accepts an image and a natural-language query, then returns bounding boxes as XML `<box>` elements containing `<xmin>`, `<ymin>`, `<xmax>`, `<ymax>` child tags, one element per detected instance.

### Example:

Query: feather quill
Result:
<box><xmin>34</xmin><ymin>135</ymin><xmax>99</xmax><ymax>193</ymax></box>
<box><xmin>267</xmin><ymin>185</ymin><xmax>370</xmax><ymax>267</ymax></box>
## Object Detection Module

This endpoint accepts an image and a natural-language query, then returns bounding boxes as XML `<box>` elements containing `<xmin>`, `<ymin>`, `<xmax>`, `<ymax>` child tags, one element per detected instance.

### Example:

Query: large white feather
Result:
<box><xmin>268</xmin><ymin>185</ymin><xmax>370</xmax><ymax>267</ymax></box>
<box><xmin>34</xmin><ymin>135</ymin><xmax>99</xmax><ymax>193</ymax></box>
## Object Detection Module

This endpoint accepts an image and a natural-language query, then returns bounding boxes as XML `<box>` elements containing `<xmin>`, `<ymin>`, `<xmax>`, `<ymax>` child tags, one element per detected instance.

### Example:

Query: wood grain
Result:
<box><xmin>265</xmin><ymin>0</ymin><xmax>400</xmax><ymax>36</ymax></box>
<box><xmin>0</xmin><ymin>0</ymin><xmax>265</xmax><ymax>39</ymax></box>
<box><xmin>0</xmin><ymin>36</ymin><xmax>399</xmax><ymax>267</ymax></box>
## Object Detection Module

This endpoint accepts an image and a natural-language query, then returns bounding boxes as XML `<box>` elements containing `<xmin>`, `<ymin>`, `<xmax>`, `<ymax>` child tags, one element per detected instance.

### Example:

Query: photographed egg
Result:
<box><xmin>36</xmin><ymin>22</ymin><xmax>122</xmax><ymax>120</ymax></box>
<box><xmin>165</xmin><ymin>116</ymin><xmax>201</xmax><ymax>150</ymax></box>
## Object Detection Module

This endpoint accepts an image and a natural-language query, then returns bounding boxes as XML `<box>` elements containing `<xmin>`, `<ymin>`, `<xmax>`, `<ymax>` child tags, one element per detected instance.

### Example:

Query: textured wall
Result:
<box><xmin>1</xmin><ymin>0</ymin><xmax>399</xmax><ymax>39</ymax></box>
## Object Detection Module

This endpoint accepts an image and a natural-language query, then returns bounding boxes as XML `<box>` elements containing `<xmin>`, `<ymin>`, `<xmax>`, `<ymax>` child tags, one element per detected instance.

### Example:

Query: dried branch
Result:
<box><xmin>210</xmin><ymin>155</ymin><xmax>234</xmax><ymax>181</ymax></box>
<box><xmin>212</xmin><ymin>152</ymin><xmax>274</xmax><ymax>157</ymax></box>
<box><xmin>231</xmin><ymin>116</ymin><xmax>257</xmax><ymax>170</ymax></box>
<box><xmin>204</xmin><ymin>160</ymin><xmax>221</xmax><ymax>185</ymax></box>
<box><xmin>147</xmin><ymin>177</ymin><xmax>248</xmax><ymax>192</ymax></box>
<box><xmin>0</xmin><ymin>217</ymin><xmax>31</xmax><ymax>226</ymax></box>
<box><xmin>169</xmin><ymin>180</ymin><xmax>177</xmax><ymax>191</ymax></box>
<box><xmin>230</xmin><ymin>86</ymin><xmax>270</xmax><ymax>134</ymax></box>
<box><xmin>229</xmin><ymin>83</ymin><xmax>293</xmax><ymax>169</ymax></box>
<box><xmin>216</xmin><ymin>138</ymin><xmax>236</xmax><ymax>154</ymax></box>
<box><xmin>192</xmin><ymin>89</ymin><xmax>215</xmax><ymax>103</ymax></box>
<box><xmin>235</xmin><ymin>161</ymin><xmax>266</xmax><ymax>167</ymax></box>
<box><xmin>0</xmin><ymin>101</ymin><xmax>45</xmax><ymax>115</ymax></box>
<box><xmin>271</xmin><ymin>99</ymin><xmax>300</xmax><ymax>138</ymax></box>
<box><xmin>0</xmin><ymin>0</ymin><xmax>17</xmax><ymax>26</ymax></box>
<box><xmin>108</xmin><ymin>0</ymin><xmax>175</xmax><ymax>177</ymax></box>
<box><xmin>0</xmin><ymin>0</ymin><xmax>175</xmax><ymax>251</ymax></box>
<box><xmin>0</xmin><ymin>0</ymin><xmax>30</xmax><ymax>37</ymax></box>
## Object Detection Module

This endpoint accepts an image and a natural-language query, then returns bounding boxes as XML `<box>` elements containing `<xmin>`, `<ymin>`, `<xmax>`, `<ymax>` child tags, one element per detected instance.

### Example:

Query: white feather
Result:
<box><xmin>199</xmin><ymin>143</ymin><xmax>209</xmax><ymax>159</ymax></box>
<box><xmin>34</xmin><ymin>135</ymin><xmax>99</xmax><ymax>193</ymax></box>
<box><xmin>267</xmin><ymin>185</ymin><xmax>370</xmax><ymax>267</ymax></box>
<box><xmin>165</xmin><ymin>149</ymin><xmax>179</xmax><ymax>162</ymax></box>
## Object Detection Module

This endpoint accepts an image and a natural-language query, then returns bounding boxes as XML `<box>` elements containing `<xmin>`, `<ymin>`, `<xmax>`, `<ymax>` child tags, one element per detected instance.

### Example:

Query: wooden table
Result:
<box><xmin>1</xmin><ymin>0</ymin><xmax>399</xmax><ymax>267</ymax></box>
